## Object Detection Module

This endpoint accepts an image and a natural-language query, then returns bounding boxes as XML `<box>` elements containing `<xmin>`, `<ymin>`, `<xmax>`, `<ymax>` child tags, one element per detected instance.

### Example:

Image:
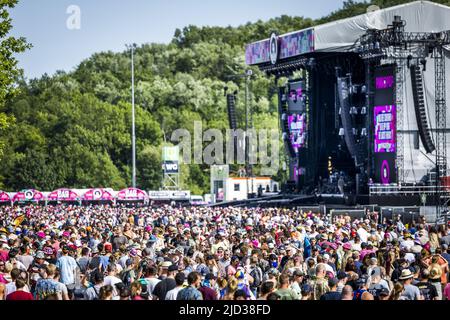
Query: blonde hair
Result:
<box><xmin>46</xmin><ymin>264</ymin><xmax>57</xmax><ymax>276</ymax></box>
<box><xmin>4</xmin><ymin>262</ymin><xmax>13</xmax><ymax>273</ymax></box>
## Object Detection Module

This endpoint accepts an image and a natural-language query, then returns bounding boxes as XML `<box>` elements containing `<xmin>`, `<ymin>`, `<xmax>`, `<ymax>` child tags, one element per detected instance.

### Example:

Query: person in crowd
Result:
<box><xmin>275</xmin><ymin>273</ymin><xmax>299</xmax><ymax>300</ymax></box>
<box><xmin>0</xmin><ymin>204</ymin><xmax>448</xmax><ymax>301</ymax></box>
<box><xmin>6</xmin><ymin>277</ymin><xmax>33</xmax><ymax>300</ymax></box>
<box><xmin>177</xmin><ymin>271</ymin><xmax>202</xmax><ymax>300</ymax></box>
<box><xmin>340</xmin><ymin>285</ymin><xmax>354</xmax><ymax>300</ymax></box>
<box><xmin>320</xmin><ymin>278</ymin><xmax>341</xmax><ymax>300</ymax></box>
<box><xmin>165</xmin><ymin>272</ymin><xmax>186</xmax><ymax>300</ymax></box>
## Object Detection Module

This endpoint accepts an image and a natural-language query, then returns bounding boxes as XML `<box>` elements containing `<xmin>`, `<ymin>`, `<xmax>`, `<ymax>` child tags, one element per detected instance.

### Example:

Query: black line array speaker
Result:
<box><xmin>226</xmin><ymin>94</ymin><xmax>238</xmax><ymax>130</ymax></box>
<box><xmin>410</xmin><ymin>65</ymin><xmax>435</xmax><ymax>154</ymax></box>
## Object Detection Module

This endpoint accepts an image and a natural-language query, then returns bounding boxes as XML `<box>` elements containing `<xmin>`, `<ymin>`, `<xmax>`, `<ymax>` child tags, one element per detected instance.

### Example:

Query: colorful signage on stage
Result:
<box><xmin>117</xmin><ymin>188</ymin><xmax>147</xmax><ymax>201</ymax></box>
<box><xmin>374</xmin><ymin>153</ymin><xmax>396</xmax><ymax>185</ymax></box>
<box><xmin>47</xmin><ymin>189</ymin><xmax>80</xmax><ymax>201</ymax></box>
<box><xmin>12</xmin><ymin>189</ymin><xmax>45</xmax><ymax>203</ymax></box>
<box><xmin>373</xmin><ymin>65</ymin><xmax>397</xmax><ymax>184</ymax></box>
<box><xmin>288</xmin><ymin>114</ymin><xmax>307</xmax><ymax>150</ymax></box>
<box><xmin>374</xmin><ymin>105</ymin><xmax>396</xmax><ymax>153</ymax></box>
<box><xmin>279</xmin><ymin>29</ymin><xmax>314</xmax><ymax>60</ymax></box>
<box><xmin>246</xmin><ymin>29</ymin><xmax>315</xmax><ymax>65</ymax></box>
<box><xmin>288</xmin><ymin>80</ymin><xmax>305</xmax><ymax>113</ymax></box>
<box><xmin>0</xmin><ymin>191</ymin><xmax>11</xmax><ymax>203</ymax></box>
<box><xmin>83</xmin><ymin>189</ymin><xmax>114</xmax><ymax>201</ymax></box>
<box><xmin>245</xmin><ymin>40</ymin><xmax>270</xmax><ymax>65</ymax></box>
<box><xmin>376</xmin><ymin>76</ymin><xmax>394</xmax><ymax>89</ymax></box>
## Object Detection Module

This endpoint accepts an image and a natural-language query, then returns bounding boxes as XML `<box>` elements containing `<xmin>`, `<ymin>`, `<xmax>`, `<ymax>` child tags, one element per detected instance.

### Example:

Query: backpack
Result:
<box><xmin>121</xmin><ymin>269</ymin><xmax>132</xmax><ymax>287</ymax></box>
<box><xmin>250</xmin><ymin>266</ymin><xmax>262</xmax><ymax>288</ymax></box>
<box><xmin>92</xmin><ymin>286</ymin><xmax>100</xmax><ymax>300</ymax></box>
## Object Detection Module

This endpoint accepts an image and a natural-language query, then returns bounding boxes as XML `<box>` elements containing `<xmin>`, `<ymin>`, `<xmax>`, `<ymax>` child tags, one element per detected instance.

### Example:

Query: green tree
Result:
<box><xmin>0</xmin><ymin>0</ymin><xmax>31</xmax><ymax>158</ymax></box>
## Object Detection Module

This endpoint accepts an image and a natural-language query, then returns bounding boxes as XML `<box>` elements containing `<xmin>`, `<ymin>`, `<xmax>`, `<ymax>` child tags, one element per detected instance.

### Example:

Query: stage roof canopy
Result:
<box><xmin>246</xmin><ymin>1</ymin><xmax>450</xmax><ymax>65</ymax></box>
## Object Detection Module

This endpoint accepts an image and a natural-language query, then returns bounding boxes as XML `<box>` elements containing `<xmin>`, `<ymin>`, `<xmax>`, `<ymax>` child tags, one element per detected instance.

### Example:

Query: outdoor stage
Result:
<box><xmin>243</xmin><ymin>1</ymin><xmax>450</xmax><ymax>221</ymax></box>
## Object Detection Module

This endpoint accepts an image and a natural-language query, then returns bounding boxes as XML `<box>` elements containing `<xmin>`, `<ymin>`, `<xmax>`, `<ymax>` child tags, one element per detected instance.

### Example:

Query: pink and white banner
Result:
<box><xmin>47</xmin><ymin>188</ymin><xmax>80</xmax><ymax>201</ymax></box>
<box><xmin>83</xmin><ymin>188</ymin><xmax>114</xmax><ymax>201</ymax></box>
<box><xmin>12</xmin><ymin>189</ymin><xmax>45</xmax><ymax>202</ymax></box>
<box><xmin>0</xmin><ymin>191</ymin><xmax>11</xmax><ymax>203</ymax></box>
<box><xmin>116</xmin><ymin>188</ymin><xmax>147</xmax><ymax>201</ymax></box>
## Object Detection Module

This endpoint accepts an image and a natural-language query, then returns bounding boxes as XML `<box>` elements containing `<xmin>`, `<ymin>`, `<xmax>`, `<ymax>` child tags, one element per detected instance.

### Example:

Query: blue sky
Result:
<box><xmin>10</xmin><ymin>0</ymin><xmax>353</xmax><ymax>79</ymax></box>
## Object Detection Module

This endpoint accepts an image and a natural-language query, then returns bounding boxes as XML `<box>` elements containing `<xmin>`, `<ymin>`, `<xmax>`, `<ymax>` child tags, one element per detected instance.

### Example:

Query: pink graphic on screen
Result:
<box><xmin>288</xmin><ymin>114</ymin><xmax>307</xmax><ymax>150</ymax></box>
<box><xmin>374</xmin><ymin>105</ymin><xmax>396</xmax><ymax>153</ymax></box>
<box><xmin>289</xmin><ymin>88</ymin><xmax>303</xmax><ymax>102</ymax></box>
<box><xmin>376</xmin><ymin>76</ymin><xmax>394</xmax><ymax>89</ymax></box>
<box><xmin>293</xmin><ymin>166</ymin><xmax>306</xmax><ymax>181</ymax></box>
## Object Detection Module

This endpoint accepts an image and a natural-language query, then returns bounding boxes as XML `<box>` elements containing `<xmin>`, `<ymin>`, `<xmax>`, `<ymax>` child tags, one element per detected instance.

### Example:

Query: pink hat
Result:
<box><xmin>251</xmin><ymin>240</ymin><xmax>260</xmax><ymax>248</ymax></box>
<box><xmin>343</xmin><ymin>243</ymin><xmax>352</xmax><ymax>250</ymax></box>
<box><xmin>144</xmin><ymin>226</ymin><xmax>152</xmax><ymax>232</ymax></box>
<box><xmin>62</xmin><ymin>231</ymin><xmax>70</xmax><ymax>238</ymax></box>
<box><xmin>36</xmin><ymin>231</ymin><xmax>46</xmax><ymax>239</ymax></box>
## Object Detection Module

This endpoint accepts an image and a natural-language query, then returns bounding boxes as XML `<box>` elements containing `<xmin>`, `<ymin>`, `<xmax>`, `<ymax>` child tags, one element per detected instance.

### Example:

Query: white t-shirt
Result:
<box><xmin>144</xmin><ymin>277</ymin><xmax>161</xmax><ymax>295</ymax></box>
<box><xmin>165</xmin><ymin>286</ymin><xmax>182</xmax><ymax>300</ymax></box>
<box><xmin>357</xmin><ymin>228</ymin><xmax>369</xmax><ymax>243</ymax></box>
<box><xmin>104</xmin><ymin>275</ymin><xmax>123</xmax><ymax>297</ymax></box>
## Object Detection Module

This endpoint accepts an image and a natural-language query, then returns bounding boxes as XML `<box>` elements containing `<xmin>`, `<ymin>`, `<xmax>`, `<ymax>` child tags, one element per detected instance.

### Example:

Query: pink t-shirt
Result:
<box><xmin>444</xmin><ymin>283</ymin><xmax>450</xmax><ymax>300</ymax></box>
<box><xmin>0</xmin><ymin>250</ymin><xmax>8</xmax><ymax>262</ymax></box>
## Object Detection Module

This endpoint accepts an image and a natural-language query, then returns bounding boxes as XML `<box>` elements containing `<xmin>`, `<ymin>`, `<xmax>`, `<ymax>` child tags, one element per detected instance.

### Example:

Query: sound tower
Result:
<box><xmin>410</xmin><ymin>64</ymin><xmax>435</xmax><ymax>153</ymax></box>
<box><xmin>226</xmin><ymin>94</ymin><xmax>238</xmax><ymax>130</ymax></box>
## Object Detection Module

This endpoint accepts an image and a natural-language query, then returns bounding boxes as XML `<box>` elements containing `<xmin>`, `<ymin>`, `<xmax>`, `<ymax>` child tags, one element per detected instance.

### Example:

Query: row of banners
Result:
<box><xmin>0</xmin><ymin>187</ymin><xmax>179</xmax><ymax>203</ymax></box>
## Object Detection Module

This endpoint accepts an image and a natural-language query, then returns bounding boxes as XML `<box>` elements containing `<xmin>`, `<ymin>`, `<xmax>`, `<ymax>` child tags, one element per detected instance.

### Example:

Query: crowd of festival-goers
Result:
<box><xmin>0</xmin><ymin>204</ymin><xmax>449</xmax><ymax>301</ymax></box>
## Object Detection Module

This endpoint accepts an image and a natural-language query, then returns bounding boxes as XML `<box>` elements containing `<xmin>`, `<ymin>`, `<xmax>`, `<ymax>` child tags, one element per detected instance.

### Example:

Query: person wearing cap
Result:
<box><xmin>336</xmin><ymin>270</ymin><xmax>349</xmax><ymax>293</ymax></box>
<box><xmin>352</xmin><ymin>274</ymin><xmax>373</xmax><ymax>300</ymax></box>
<box><xmin>199</xmin><ymin>273</ymin><xmax>218</xmax><ymax>300</ymax></box>
<box><xmin>399</xmin><ymin>269</ymin><xmax>423</xmax><ymax>300</ymax></box>
<box><xmin>153</xmin><ymin>263</ymin><xmax>177</xmax><ymax>300</ymax></box>
<box><xmin>367</xmin><ymin>267</ymin><xmax>390</xmax><ymax>300</ymax></box>
<box><xmin>55</xmin><ymin>245</ymin><xmax>77</xmax><ymax>298</ymax></box>
<box><xmin>378</xmin><ymin>288</ymin><xmax>391</xmax><ymax>300</ymax></box>
<box><xmin>300</xmin><ymin>283</ymin><xmax>314</xmax><ymax>300</ymax></box>
<box><xmin>428</xmin><ymin>254</ymin><xmax>446</xmax><ymax>300</ymax></box>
